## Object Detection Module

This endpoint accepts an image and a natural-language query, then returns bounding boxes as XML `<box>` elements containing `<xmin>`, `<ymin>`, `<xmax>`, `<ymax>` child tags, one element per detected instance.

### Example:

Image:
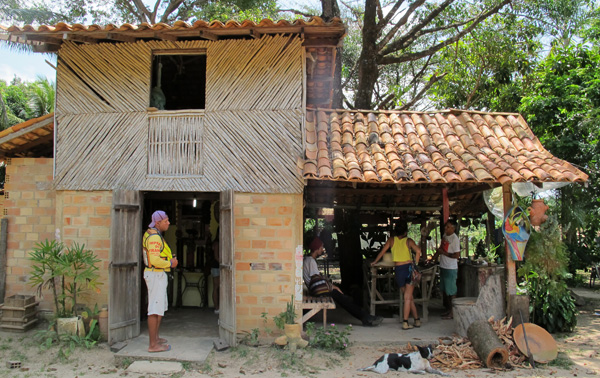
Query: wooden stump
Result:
<box><xmin>453</xmin><ymin>273</ymin><xmax>505</xmax><ymax>336</ymax></box>
<box><xmin>467</xmin><ymin>320</ymin><xmax>509</xmax><ymax>368</ymax></box>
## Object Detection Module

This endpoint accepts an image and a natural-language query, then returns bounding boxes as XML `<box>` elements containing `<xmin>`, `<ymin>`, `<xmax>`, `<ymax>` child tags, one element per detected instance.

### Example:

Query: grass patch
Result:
<box><xmin>547</xmin><ymin>352</ymin><xmax>574</xmax><ymax>369</ymax></box>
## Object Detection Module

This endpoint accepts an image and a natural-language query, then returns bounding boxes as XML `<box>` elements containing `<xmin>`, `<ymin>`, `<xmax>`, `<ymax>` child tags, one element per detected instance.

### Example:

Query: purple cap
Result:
<box><xmin>149</xmin><ymin>210</ymin><xmax>168</xmax><ymax>228</ymax></box>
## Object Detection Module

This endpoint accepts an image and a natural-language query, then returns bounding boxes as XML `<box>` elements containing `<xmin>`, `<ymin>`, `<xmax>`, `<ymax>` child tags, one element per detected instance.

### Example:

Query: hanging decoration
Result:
<box><xmin>502</xmin><ymin>205</ymin><xmax>531</xmax><ymax>261</ymax></box>
<box><xmin>528</xmin><ymin>199</ymin><xmax>549</xmax><ymax>226</ymax></box>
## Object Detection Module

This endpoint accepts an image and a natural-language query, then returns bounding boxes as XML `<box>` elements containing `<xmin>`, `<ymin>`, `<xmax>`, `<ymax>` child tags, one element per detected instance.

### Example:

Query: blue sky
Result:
<box><xmin>1</xmin><ymin>45</ymin><xmax>57</xmax><ymax>83</ymax></box>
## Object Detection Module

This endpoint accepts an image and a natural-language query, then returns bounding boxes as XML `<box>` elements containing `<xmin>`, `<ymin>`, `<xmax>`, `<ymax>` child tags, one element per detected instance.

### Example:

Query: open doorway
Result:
<box><xmin>141</xmin><ymin>191</ymin><xmax>220</xmax><ymax>337</ymax></box>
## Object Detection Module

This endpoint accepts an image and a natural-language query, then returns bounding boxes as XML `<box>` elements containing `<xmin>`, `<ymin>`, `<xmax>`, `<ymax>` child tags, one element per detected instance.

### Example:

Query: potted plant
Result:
<box><xmin>273</xmin><ymin>295</ymin><xmax>301</xmax><ymax>341</ymax></box>
<box><xmin>29</xmin><ymin>240</ymin><xmax>102</xmax><ymax>336</ymax></box>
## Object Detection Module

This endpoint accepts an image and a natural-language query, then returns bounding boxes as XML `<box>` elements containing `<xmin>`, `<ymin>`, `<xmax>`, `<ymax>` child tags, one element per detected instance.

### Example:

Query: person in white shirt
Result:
<box><xmin>433</xmin><ymin>220</ymin><xmax>460</xmax><ymax>320</ymax></box>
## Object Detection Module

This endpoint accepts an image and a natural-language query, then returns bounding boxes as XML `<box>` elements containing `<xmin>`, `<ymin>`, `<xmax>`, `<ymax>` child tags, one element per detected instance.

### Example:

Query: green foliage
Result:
<box><xmin>240</xmin><ymin>328</ymin><xmax>260</xmax><ymax>346</ymax></box>
<box><xmin>519</xmin><ymin>271</ymin><xmax>577</xmax><ymax>333</ymax></box>
<box><xmin>191</xmin><ymin>0</ymin><xmax>279</xmax><ymax>22</ymax></box>
<box><xmin>305</xmin><ymin>322</ymin><xmax>352</xmax><ymax>352</ymax></box>
<box><xmin>273</xmin><ymin>296</ymin><xmax>297</xmax><ymax>329</ymax></box>
<box><xmin>29</xmin><ymin>240</ymin><xmax>102</xmax><ymax>318</ymax></box>
<box><xmin>518</xmin><ymin>215</ymin><xmax>578</xmax><ymax>332</ymax></box>
<box><xmin>0</xmin><ymin>77</ymin><xmax>55</xmax><ymax>131</ymax></box>
<box><xmin>520</xmin><ymin>27</ymin><xmax>600</xmax><ymax>274</ymax></box>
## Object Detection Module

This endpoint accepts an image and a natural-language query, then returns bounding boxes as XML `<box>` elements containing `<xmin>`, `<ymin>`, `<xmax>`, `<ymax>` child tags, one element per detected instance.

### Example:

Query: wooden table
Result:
<box><xmin>365</xmin><ymin>262</ymin><xmax>401</xmax><ymax>316</ymax></box>
<box><xmin>364</xmin><ymin>262</ymin><xmax>438</xmax><ymax>322</ymax></box>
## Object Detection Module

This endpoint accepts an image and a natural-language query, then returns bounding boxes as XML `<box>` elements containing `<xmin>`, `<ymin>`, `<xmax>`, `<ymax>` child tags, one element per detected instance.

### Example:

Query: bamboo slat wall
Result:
<box><xmin>54</xmin><ymin>35</ymin><xmax>304</xmax><ymax>193</ymax></box>
<box><xmin>148</xmin><ymin>112</ymin><xmax>204</xmax><ymax>177</ymax></box>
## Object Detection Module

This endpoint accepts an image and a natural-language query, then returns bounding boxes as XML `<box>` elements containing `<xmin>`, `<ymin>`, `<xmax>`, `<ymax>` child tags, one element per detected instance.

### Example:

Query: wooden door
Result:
<box><xmin>109</xmin><ymin>190</ymin><xmax>142</xmax><ymax>344</ymax></box>
<box><xmin>219</xmin><ymin>189</ymin><xmax>236</xmax><ymax>346</ymax></box>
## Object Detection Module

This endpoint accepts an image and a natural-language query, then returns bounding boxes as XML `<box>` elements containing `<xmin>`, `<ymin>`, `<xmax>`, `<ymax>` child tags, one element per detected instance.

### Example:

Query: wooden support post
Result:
<box><xmin>502</xmin><ymin>183</ymin><xmax>517</xmax><ymax>315</ymax></box>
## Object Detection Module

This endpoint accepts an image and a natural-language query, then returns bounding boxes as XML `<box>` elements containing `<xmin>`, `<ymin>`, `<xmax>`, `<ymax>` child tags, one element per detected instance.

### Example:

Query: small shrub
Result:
<box><xmin>305</xmin><ymin>322</ymin><xmax>352</xmax><ymax>351</ymax></box>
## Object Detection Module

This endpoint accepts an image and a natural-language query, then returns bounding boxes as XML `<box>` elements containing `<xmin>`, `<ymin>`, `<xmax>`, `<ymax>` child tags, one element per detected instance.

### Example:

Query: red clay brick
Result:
<box><xmin>251</xmin><ymin>240</ymin><xmax>267</xmax><ymax>249</ymax></box>
<box><xmin>260</xmin><ymin>228</ymin><xmax>276</xmax><ymax>237</ymax></box>
<box><xmin>235</xmin><ymin>218</ymin><xmax>250</xmax><ymax>227</ymax></box>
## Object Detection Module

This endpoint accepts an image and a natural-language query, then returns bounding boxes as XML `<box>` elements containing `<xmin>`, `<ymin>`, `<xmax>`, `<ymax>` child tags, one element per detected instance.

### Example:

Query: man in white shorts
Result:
<box><xmin>143</xmin><ymin>210</ymin><xmax>178</xmax><ymax>353</ymax></box>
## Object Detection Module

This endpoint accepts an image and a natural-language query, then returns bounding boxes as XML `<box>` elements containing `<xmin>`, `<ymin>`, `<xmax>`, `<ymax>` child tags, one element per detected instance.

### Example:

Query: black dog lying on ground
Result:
<box><xmin>358</xmin><ymin>344</ymin><xmax>449</xmax><ymax>375</ymax></box>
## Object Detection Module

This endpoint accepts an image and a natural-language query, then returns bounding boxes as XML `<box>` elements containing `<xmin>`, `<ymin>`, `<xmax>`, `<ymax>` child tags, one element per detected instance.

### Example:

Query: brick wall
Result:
<box><xmin>3</xmin><ymin>158</ymin><xmax>55</xmax><ymax>309</ymax></box>
<box><xmin>55</xmin><ymin>190</ymin><xmax>112</xmax><ymax>309</ymax></box>
<box><xmin>234</xmin><ymin>193</ymin><xmax>303</xmax><ymax>333</ymax></box>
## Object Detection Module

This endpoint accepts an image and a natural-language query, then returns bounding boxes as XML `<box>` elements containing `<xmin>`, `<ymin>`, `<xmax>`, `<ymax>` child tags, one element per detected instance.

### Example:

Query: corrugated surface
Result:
<box><xmin>303</xmin><ymin>109</ymin><xmax>588</xmax><ymax>185</ymax></box>
<box><xmin>2</xmin><ymin>17</ymin><xmax>344</xmax><ymax>34</ymax></box>
<box><xmin>0</xmin><ymin>113</ymin><xmax>54</xmax><ymax>158</ymax></box>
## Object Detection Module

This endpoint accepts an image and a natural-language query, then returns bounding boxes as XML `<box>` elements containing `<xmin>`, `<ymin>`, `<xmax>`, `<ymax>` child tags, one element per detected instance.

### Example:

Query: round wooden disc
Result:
<box><xmin>513</xmin><ymin>323</ymin><xmax>558</xmax><ymax>363</ymax></box>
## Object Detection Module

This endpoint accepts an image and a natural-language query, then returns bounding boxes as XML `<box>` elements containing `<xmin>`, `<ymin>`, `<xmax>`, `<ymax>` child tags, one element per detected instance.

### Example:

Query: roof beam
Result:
<box><xmin>153</xmin><ymin>32</ymin><xmax>178</xmax><ymax>41</ymax></box>
<box><xmin>63</xmin><ymin>33</ymin><xmax>99</xmax><ymax>44</ymax></box>
<box><xmin>103</xmin><ymin>33</ymin><xmax>137</xmax><ymax>43</ymax></box>
<box><xmin>2</xmin><ymin>133</ymin><xmax>54</xmax><ymax>156</ymax></box>
<box><xmin>199</xmin><ymin>30</ymin><xmax>218</xmax><ymax>41</ymax></box>
<box><xmin>32</xmin><ymin>44</ymin><xmax>60</xmax><ymax>53</ymax></box>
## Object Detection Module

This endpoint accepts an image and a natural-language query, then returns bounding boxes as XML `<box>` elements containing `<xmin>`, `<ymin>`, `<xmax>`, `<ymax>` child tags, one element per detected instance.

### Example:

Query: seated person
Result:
<box><xmin>303</xmin><ymin>237</ymin><xmax>383</xmax><ymax>327</ymax></box>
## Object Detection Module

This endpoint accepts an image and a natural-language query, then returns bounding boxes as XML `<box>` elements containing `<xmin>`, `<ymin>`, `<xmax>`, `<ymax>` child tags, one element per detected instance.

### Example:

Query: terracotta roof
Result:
<box><xmin>303</xmin><ymin>109</ymin><xmax>588</xmax><ymax>185</ymax></box>
<box><xmin>0</xmin><ymin>17</ymin><xmax>346</xmax><ymax>51</ymax></box>
<box><xmin>0</xmin><ymin>113</ymin><xmax>54</xmax><ymax>159</ymax></box>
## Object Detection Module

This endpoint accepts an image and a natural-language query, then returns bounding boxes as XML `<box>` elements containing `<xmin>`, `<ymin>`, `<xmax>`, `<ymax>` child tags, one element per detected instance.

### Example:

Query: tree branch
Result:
<box><xmin>341</xmin><ymin>58</ymin><xmax>359</xmax><ymax>89</ymax></box>
<box><xmin>376</xmin><ymin>92</ymin><xmax>396</xmax><ymax>109</ymax></box>
<box><xmin>279</xmin><ymin>9</ymin><xmax>315</xmax><ymax>18</ymax></box>
<box><xmin>377</xmin><ymin>0</ymin><xmax>425</xmax><ymax>51</ymax></box>
<box><xmin>129</xmin><ymin>0</ymin><xmax>153</xmax><ymax>23</ymax></box>
<box><xmin>340</xmin><ymin>0</ymin><xmax>364</xmax><ymax>29</ymax></box>
<box><xmin>376</xmin><ymin>0</ymin><xmax>406</xmax><ymax>33</ymax></box>
<box><xmin>160</xmin><ymin>0</ymin><xmax>186</xmax><ymax>23</ymax></box>
<box><xmin>376</xmin><ymin>0</ymin><xmax>384</xmax><ymax>24</ymax></box>
<box><xmin>380</xmin><ymin>0</ymin><xmax>454</xmax><ymax>55</ymax></box>
<box><xmin>399</xmin><ymin>72</ymin><xmax>447</xmax><ymax>110</ymax></box>
<box><xmin>379</xmin><ymin>0</ymin><xmax>511</xmax><ymax>64</ymax></box>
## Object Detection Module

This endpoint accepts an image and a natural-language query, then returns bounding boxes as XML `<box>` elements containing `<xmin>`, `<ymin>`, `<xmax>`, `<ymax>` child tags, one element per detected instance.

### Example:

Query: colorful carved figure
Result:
<box><xmin>528</xmin><ymin>199</ymin><xmax>549</xmax><ymax>226</ymax></box>
<box><xmin>503</xmin><ymin>205</ymin><xmax>531</xmax><ymax>261</ymax></box>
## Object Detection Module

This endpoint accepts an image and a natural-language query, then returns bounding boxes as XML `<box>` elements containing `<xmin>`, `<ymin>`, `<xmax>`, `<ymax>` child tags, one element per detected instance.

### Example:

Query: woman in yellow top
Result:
<box><xmin>372</xmin><ymin>220</ymin><xmax>422</xmax><ymax>330</ymax></box>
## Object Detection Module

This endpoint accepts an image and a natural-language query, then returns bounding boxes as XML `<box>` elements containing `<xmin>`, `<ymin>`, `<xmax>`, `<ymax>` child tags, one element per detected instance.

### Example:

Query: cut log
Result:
<box><xmin>467</xmin><ymin>320</ymin><xmax>509</xmax><ymax>368</ymax></box>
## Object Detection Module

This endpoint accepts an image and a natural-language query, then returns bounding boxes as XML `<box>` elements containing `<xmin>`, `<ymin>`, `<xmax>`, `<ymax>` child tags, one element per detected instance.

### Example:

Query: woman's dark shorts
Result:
<box><xmin>394</xmin><ymin>264</ymin><xmax>412</xmax><ymax>288</ymax></box>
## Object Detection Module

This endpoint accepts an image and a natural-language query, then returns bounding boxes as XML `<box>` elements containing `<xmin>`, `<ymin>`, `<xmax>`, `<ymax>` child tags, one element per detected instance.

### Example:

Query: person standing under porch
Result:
<box><xmin>143</xmin><ymin>210</ymin><xmax>178</xmax><ymax>353</ymax></box>
<box><xmin>433</xmin><ymin>219</ymin><xmax>460</xmax><ymax>320</ymax></box>
<box><xmin>372</xmin><ymin>220</ymin><xmax>422</xmax><ymax>330</ymax></box>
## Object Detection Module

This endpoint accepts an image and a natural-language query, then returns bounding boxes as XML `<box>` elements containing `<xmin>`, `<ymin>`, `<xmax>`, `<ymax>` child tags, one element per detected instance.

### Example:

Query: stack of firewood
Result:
<box><xmin>430</xmin><ymin>316</ymin><xmax>529</xmax><ymax>371</ymax></box>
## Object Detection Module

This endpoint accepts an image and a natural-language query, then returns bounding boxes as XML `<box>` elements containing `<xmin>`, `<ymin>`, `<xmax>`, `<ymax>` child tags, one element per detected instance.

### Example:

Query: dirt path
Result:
<box><xmin>0</xmin><ymin>291</ymin><xmax>598</xmax><ymax>378</ymax></box>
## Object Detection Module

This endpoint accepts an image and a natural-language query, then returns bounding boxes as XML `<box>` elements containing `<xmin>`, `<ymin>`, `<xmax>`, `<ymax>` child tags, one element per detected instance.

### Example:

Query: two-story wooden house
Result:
<box><xmin>0</xmin><ymin>18</ymin><xmax>587</xmax><ymax>347</ymax></box>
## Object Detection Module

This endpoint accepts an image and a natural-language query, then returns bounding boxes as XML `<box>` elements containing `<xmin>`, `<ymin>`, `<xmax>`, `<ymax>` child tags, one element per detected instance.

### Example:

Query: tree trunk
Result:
<box><xmin>467</xmin><ymin>320</ymin><xmax>509</xmax><ymax>368</ymax></box>
<box><xmin>355</xmin><ymin>0</ymin><xmax>380</xmax><ymax>109</ymax></box>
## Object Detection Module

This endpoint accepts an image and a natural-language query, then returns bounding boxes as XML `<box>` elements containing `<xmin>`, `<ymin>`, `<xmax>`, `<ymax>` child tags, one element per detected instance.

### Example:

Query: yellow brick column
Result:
<box><xmin>55</xmin><ymin>190</ymin><xmax>113</xmax><ymax>309</ymax></box>
<box><xmin>234</xmin><ymin>193</ymin><xmax>303</xmax><ymax>333</ymax></box>
<box><xmin>3</xmin><ymin>158</ymin><xmax>55</xmax><ymax>309</ymax></box>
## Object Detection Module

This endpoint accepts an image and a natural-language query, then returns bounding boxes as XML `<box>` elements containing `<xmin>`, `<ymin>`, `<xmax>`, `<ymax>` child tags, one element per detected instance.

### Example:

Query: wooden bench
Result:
<box><xmin>301</xmin><ymin>295</ymin><xmax>336</xmax><ymax>328</ymax></box>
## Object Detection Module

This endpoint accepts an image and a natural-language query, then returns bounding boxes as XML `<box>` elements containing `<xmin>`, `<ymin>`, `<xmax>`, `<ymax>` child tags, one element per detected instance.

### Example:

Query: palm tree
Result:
<box><xmin>0</xmin><ymin>94</ymin><xmax>9</xmax><ymax>130</ymax></box>
<box><xmin>29</xmin><ymin>76</ymin><xmax>55</xmax><ymax>118</ymax></box>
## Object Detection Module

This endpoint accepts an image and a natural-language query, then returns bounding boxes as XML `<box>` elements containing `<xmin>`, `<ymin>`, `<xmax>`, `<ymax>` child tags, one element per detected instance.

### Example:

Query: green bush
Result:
<box><xmin>521</xmin><ymin>272</ymin><xmax>577</xmax><ymax>333</ymax></box>
<box><xmin>518</xmin><ymin>215</ymin><xmax>577</xmax><ymax>333</ymax></box>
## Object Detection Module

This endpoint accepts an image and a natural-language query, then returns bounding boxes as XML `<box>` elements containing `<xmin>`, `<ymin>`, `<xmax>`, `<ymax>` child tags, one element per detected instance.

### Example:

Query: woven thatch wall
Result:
<box><xmin>54</xmin><ymin>35</ymin><xmax>304</xmax><ymax>192</ymax></box>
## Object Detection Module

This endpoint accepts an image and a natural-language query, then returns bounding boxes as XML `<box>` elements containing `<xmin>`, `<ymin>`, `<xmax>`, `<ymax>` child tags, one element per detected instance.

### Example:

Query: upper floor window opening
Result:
<box><xmin>150</xmin><ymin>49</ymin><xmax>206</xmax><ymax>111</ymax></box>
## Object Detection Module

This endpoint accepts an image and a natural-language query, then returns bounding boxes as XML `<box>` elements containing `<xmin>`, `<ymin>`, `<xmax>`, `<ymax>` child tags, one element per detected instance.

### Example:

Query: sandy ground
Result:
<box><xmin>0</xmin><ymin>293</ymin><xmax>598</xmax><ymax>378</ymax></box>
